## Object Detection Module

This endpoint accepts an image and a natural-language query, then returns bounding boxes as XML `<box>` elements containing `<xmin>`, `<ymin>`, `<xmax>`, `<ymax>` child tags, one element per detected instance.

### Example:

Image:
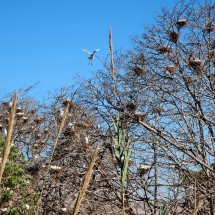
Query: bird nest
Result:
<box><xmin>16</xmin><ymin>112</ymin><xmax>25</xmax><ymax>118</ymax></box>
<box><xmin>158</xmin><ymin>46</ymin><xmax>172</xmax><ymax>54</ymax></box>
<box><xmin>208</xmin><ymin>50</ymin><xmax>215</xmax><ymax>59</ymax></box>
<box><xmin>177</xmin><ymin>19</ymin><xmax>187</xmax><ymax>28</ymax></box>
<box><xmin>28</xmin><ymin>109</ymin><xmax>37</xmax><ymax>114</ymax></box>
<box><xmin>206</xmin><ymin>22</ymin><xmax>215</xmax><ymax>32</ymax></box>
<box><xmin>34</xmin><ymin>116</ymin><xmax>46</xmax><ymax>123</ymax></box>
<box><xmin>126</xmin><ymin>102</ymin><xmax>137</xmax><ymax>112</ymax></box>
<box><xmin>165</xmin><ymin>65</ymin><xmax>176</xmax><ymax>75</ymax></box>
<box><xmin>189</xmin><ymin>58</ymin><xmax>203</xmax><ymax>67</ymax></box>
<box><xmin>184</xmin><ymin>76</ymin><xmax>192</xmax><ymax>84</ymax></box>
<box><xmin>169</xmin><ymin>31</ymin><xmax>179</xmax><ymax>43</ymax></box>
<box><xmin>189</xmin><ymin>57</ymin><xmax>204</xmax><ymax>75</ymax></box>
<box><xmin>154</xmin><ymin>106</ymin><xmax>163</xmax><ymax>113</ymax></box>
<box><xmin>131</xmin><ymin>65</ymin><xmax>144</xmax><ymax>75</ymax></box>
<box><xmin>134</xmin><ymin>111</ymin><xmax>147</xmax><ymax>121</ymax></box>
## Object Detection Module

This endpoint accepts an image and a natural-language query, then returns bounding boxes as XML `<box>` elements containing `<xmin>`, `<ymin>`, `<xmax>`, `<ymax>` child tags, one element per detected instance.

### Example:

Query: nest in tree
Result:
<box><xmin>34</xmin><ymin>143</ymin><xmax>39</xmax><ymax>149</ymax></box>
<box><xmin>208</xmin><ymin>50</ymin><xmax>215</xmax><ymax>59</ymax></box>
<box><xmin>82</xmin><ymin>122</ymin><xmax>93</xmax><ymax>129</ymax></box>
<box><xmin>177</xmin><ymin>19</ymin><xmax>187</xmax><ymax>28</ymax></box>
<box><xmin>2</xmin><ymin>101</ymin><xmax>12</xmax><ymax>108</ymax></box>
<box><xmin>16</xmin><ymin>112</ymin><xmax>25</xmax><ymax>118</ymax></box>
<box><xmin>165</xmin><ymin>65</ymin><xmax>175</xmax><ymax>75</ymax></box>
<box><xmin>75</xmin><ymin>122</ymin><xmax>92</xmax><ymax>129</ymax></box>
<box><xmin>63</xmin><ymin>128</ymin><xmax>76</xmax><ymax>137</ymax></box>
<box><xmin>62</xmin><ymin>98</ymin><xmax>71</xmax><ymax>106</ymax></box>
<box><xmin>184</xmin><ymin>76</ymin><xmax>192</xmax><ymax>84</ymax></box>
<box><xmin>169</xmin><ymin>31</ymin><xmax>179</xmax><ymax>43</ymax></box>
<box><xmin>2</xmin><ymin>101</ymin><xmax>9</xmax><ymax>106</ymax></box>
<box><xmin>28</xmin><ymin>109</ymin><xmax>37</xmax><ymax>114</ymax></box>
<box><xmin>154</xmin><ymin>106</ymin><xmax>163</xmax><ymax>113</ymax></box>
<box><xmin>134</xmin><ymin>111</ymin><xmax>147</xmax><ymax>121</ymax></box>
<box><xmin>191</xmin><ymin>57</ymin><xmax>203</xmax><ymax>65</ymax></box>
<box><xmin>196</xmin><ymin>68</ymin><xmax>203</xmax><ymax>75</ymax></box>
<box><xmin>40</xmin><ymin>140</ymin><xmax>46</xmax><ymax>146</ymax></box>
<box><xmin>34</xmin><ymin>115</ymin><xmax>46</xmax><ymax>123</ymax></box>
<box><xmin>189</xmin><ymin>57</ymin><xmax>203</xmax><ymax>75</ymax></box>
<box><xmin>158</xmin><ymin>46</ymin><xmax>172</xmax><ymax>54</ymax></box>
<box><xmin>25</xmin><ymin>126</ymin><xmax>35</xmax><ymax>134</ymax></box>
<box><xmin>22</xmin><ymin>116</ymin><xmax>28</xmax><ymax>123</ymax></box>
<box><xmin>16</xmin><ymin>106</ymin><xmax>23</xmax><ymax>113</ymax></box>
<box><xmin>26</xmin><ymin>162</ymin><xmax>40</xmax><ymax>174</ymax></box>
<box><xmin>44</xmin><ymin>128</ymin><xmax>49</xmax><ymax>133</ymax></box>
<box><xmin>67</xmin><ymin>122</ymin><xmax>75</xmax><ymax>130</ymax></box>
<box><xmin>131</xmin><ymin>65</ymin><xmax>144</xmax><ymax>75</ymax></box>
<box><xmin>206</xmin><ymin>22</ymin><xmax>215</xmax><ymax>32</ymax></box>
<box><xmin>126</xmin><ymin>102</ymin><xmax>137</xmax><ymax>111</ymax></box>
<box><xmin>36</xmin><ymin>133</ymin><xmax>42</xmax><ymax>139</ymax></box>
<box><xmin>138</xmin><ymin>164</ymin><xmax>150</xmax><ymax>176</ymax></box>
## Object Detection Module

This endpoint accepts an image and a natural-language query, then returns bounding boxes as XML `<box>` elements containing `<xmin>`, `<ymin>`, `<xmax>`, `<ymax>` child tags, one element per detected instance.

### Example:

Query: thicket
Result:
<box><xmin>0</xmin><ymin>0</ymin><xmax>215</xmax><ymax>214</ymax></box>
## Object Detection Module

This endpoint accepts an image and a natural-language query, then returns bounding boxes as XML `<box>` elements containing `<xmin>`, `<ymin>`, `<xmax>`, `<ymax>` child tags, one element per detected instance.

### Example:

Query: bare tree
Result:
<box><xmin>1</xmin><ymin>1</ymin><xmax>215</xmax><ymax>214</ymax></box>
<box><xmin>80</xmin><ymin>0</ymin><xmax>215</xmax><ymax>214</ymax></box>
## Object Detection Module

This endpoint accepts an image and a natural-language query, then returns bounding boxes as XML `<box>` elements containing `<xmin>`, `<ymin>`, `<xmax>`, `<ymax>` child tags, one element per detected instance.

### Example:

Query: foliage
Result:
<box><xmin>112</xmin><ymin>111</ymin><xmax>131</xmax><ymax>185</ymax></box>
<box><xmin>0</xmin><ymin>134</ymin><xmax>37</xmax><ymax>214</ymax></box>
<box><xmin>158</xmin><ymin>205</ymin><xmax>168</xmax><ymax>215</ymax></box>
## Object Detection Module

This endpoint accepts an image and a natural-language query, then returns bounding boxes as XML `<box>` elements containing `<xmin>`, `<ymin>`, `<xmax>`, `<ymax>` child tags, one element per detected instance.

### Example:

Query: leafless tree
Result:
<box><xmin>1</xmin><ymin>1</ymin><xmax>215</xmax><ymax>214</ymax></box>
<box><xmin>80</xmin><ymin>0</ymin><xmax>215</xmax><ymax>214</ymax></box>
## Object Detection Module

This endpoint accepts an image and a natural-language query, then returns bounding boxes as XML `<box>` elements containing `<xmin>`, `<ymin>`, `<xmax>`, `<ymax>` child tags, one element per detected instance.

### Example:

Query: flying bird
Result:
<box><xmin>82</xmin><ymin>48</ymin><xmax>100</xmax><ymax>64</ymax></box>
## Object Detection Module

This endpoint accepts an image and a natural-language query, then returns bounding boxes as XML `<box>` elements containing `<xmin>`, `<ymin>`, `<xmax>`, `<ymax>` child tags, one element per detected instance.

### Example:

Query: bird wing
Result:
<box><xmin>94</xmin><ymin>48</ymin><xmax>100</xmax><ymax>52</ymax></box>
<box><xmin>82</xmin><ymin>49</ymin><xmax>92</xmax><ymax>54</ymax></box>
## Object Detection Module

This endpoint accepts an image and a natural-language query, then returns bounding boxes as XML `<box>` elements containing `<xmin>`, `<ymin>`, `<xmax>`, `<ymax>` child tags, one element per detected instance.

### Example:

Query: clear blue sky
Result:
<box><xmin>0</xmin><ymin>0</ymin><xmax>181</xmax><ymax>99</ymax></box>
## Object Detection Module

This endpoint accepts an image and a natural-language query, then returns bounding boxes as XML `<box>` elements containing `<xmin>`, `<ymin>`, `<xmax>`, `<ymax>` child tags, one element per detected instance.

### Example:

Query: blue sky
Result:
<box><xmin>0</xmin><ymin>0</ymin><xmax>181</xmax><ymax>99</ymax></box>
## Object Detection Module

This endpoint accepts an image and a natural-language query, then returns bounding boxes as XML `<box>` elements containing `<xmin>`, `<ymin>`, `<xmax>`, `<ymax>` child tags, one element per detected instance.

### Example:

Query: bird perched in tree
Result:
<box><xmin>3</xmin><ymin>128</ymin><xmax>7</xmax><ymax>138</ymax></box>
<box><xmin>82</xmin><ymin>48</ymin><xmax>100</xmax><ymax>65</ymax></box>
<box><xmin>138</xmin><ymin>163</ymin><xmax>150</xmax><ymax>176</ymax></box>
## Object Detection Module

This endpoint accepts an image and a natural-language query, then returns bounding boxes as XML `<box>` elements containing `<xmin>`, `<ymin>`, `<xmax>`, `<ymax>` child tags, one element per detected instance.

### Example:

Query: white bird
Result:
<box><xmin>3</xmin><ymin>128</ymin><xmax>7</xmax><ymax>137</ymax></box>
<box><xmin>9</xmin><ymin>102</ymin><xmax>13</xmax><ymax>107</ymax></box>
<box><xmin>84</xmin><ymin>136</ymin><xmax>89</xmax><ymax>144</ymax></box>
<box><xmin>138</xmin><ymin>163</ymin><xmax>150</xmax><ymax>176</ymax></box>
<box><xmin>68</xmin><ymin>122</ymin><xmax>75</xmax><ymax>131</ymax></box>
<box><xmin>59</xmin><ymin>108</ymin><xmax>64</xmax><ymax>117</ymax></box>
<box><xmin>34</xmin><ymin>154</ymin><xmax>40</xmax><ymax>159</ymax></box>
<box><xmin>61</xmin><ymin>208</ymin><xmax>67</xmax><ymax>212</ymax></box>
<box><xmin>80</xmin><ymin>134</ymin><xmax>89</xmax><ymax>144</ymax></box>
<box><xmin>25</xmin><ymin>204</ymin><xmax>30</xmax><ymax>210</ymax></box>
<box><xmin>50</xmin><ymin>165</ymin><xmax>62</xmax><ymax>171</ymax></box>
<box><xmin>82</xmin><ymin>48</ymin><xmax>100</xmax><ymax>64</ymax></box>
<box><xmin>0</xmin><ymin>208</ymin><xmax>8</xmax><ymax>212</ymax></box>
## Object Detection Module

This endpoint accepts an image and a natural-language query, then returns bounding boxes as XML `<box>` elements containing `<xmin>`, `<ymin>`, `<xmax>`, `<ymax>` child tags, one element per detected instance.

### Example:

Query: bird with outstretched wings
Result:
<box><xmin>82</xmin><ymin>48</ymin><xmax>100</xmax><ymax>64</ymax></box>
